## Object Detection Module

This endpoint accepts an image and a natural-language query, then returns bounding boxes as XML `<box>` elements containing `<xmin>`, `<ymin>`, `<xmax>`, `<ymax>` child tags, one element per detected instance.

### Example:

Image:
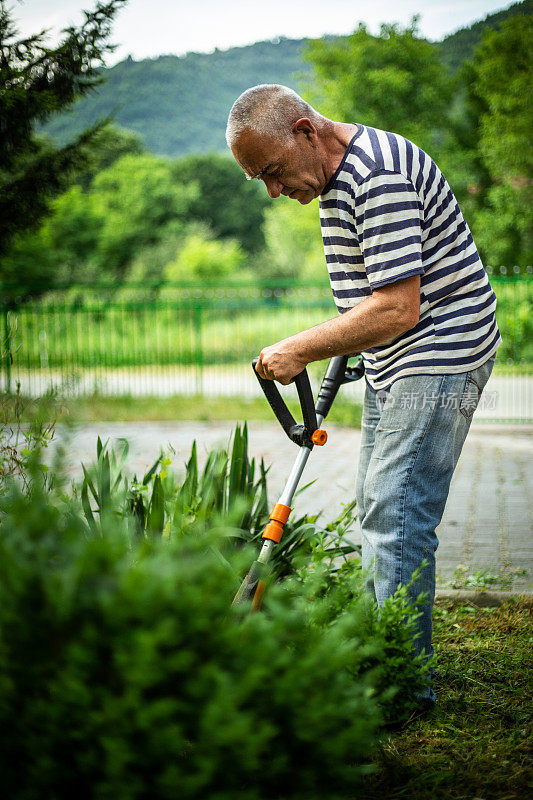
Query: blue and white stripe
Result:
<box><xmin>319</xmin><ymin>124</ymin><xmax>501</xmax><ymax>391</ymax></box>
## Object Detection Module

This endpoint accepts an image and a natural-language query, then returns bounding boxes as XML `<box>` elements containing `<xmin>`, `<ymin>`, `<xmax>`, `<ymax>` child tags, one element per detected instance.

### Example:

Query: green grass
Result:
<box><xmin>1</xmin><ymin>392</ymin><xmax>363</xmax><ymax>426</ymax></box>
<box><xmin>12</xmin><ymin>301</ymin><xmax>332</xmax><ymax>369</ymax></box>
<box><xmin>8</xmin><ymin>279</ymin><xmax>533</xmax><ymax>369</ymax></box>
<box><xmin>365</xmin><ymin>599</ymin><xmax>532</xmax><ymax>800</ymax></box>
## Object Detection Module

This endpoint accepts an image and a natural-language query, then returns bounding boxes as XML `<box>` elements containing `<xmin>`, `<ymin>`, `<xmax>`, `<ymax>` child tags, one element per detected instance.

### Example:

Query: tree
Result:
<box><xmin>469</xmin><ymin>15</ymin><xmax>532</xmax><ymax>183</ymax></box>
<box><xmin>0</xmin><ymin>0</ymin><xmax>127</xmax><ymax>265</ymax></box>
<box><xmin>302</xmin><ymin>19</ymin><xmax>454</xmax><ymax>157</ymax></box>
<box><xmin>261</xmin><ymin>198</ymin><xmax>327</xmax><ymax>283</ymax></box>
<box><xmin>85</xmin><ymin>153</ymin><xmax>199</xmax><ymax>278</ymax></box>
<box><xmin>90</xmin><ymin>153</ymin><xmax>198</xmax><ymax>278</ymax></box>
<box><xmin>2</xmin><ymin>153</ymin><xmax>199</xmax><ymax>286</ymax></box>
<box><xmin>1</xmin><ymin>185</ymin><xmax>103</xmax><ymax>288</ymax></box>
<box><xmin>466</xmin><ymin>15</ymin><xmax>533</xmax><ymax>266</ymax></box>
<box><xmin>164</xmin><ymin>229</ymin><xmax>247</xmax><ymax>282</ymax></box>
<box><xmin>171</xmin><ymin>154</ymin><xmax>271</xmax><ymax>253</ymax></box>
<box><xmin>75</xmin><ymin>125</ymin><xmax>146</xmax><ymax>191</ymax></box>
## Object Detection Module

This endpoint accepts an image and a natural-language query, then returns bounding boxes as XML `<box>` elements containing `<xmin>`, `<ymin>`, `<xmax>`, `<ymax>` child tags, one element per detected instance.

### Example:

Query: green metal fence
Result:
<box><xmin>1</xmin><ymin>271</ymin><xmax>532</xmax><ymax>422</ymax></box>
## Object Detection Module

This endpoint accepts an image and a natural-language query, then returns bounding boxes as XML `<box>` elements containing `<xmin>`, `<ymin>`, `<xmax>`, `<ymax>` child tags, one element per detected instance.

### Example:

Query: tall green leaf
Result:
<box><xmin>146</xmin><ymin>475</ymin><xmax>165</xmax><ymax>536</ymax></box>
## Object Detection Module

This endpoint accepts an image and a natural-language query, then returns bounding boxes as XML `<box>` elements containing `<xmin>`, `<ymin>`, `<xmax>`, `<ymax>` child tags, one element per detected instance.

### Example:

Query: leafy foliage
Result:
<box><xmin>75</xmin><ymin>124</ymin><xmax>147</xmax><ymax>191</ymax></box>
<box><xmin>296</xmin><ymin>554</ymin><xmax>431</xmax><ymax>723</ymax></box>
<box><xmin>90</xmin><ymin>153</ymin><xmax>199</xmax><ymax>277</ymax></box>
<box><xmin>0</xmin><ymin>382</ymin><xmax>62</xmax><ymax>495</ymax></box>
<box><xmin>463</xmin><ymin>14</ymin><xmax>533</xmax><ymax>268</ymax></box>
<box><xmin>0</xmin><ymin>0</ymin><xmax>127</xmax><ymax>256</ymax></box>
<box><xmin>260</xmin><ymin>197</ymin><xmax>327</xmax><ymax>283</ymax></box>
<box><xmin>302</xmin><ymin>19</ymin><xmax>454</xmax><ymax>157</ymax></box>
<box><xmin>438</xmin><ymin>0</ymin><xmax>531</xmax><ymax>72</ymax></box>
<box><xmin>468</xmin><ymin>14</ymin><xmax>532</xmax><ymax>183</ymax></box>
<box><xmin>473</xmin><ymin>184</ymin><xmax>533</xmax><ymax>270</ymax></box>
<box><xmin>164</xmin><ymin>230</ymin><xmax>247</xmax><ymax>282</ymax></box>
<box><xmin>0</xmin><ymin>479</ymin><xmax>378</xmax><ymax>799</ymax></box>
<box><xmin>0</xmin><ymin>425</ymin><xmax>431</xmax><ymax>799</ymax></box>
<box><xmin>79</xmin><ymin>425</ymin><xmax>360</xmax><ymax>581</ymax></box>
<box><xmin>301</xmin><ymin>10</ymin><xmax>532</xmax><ymax>269</ymax></box>
<box><xmin>1</xmin><ymin>152</ymin><xmax>200</xmax><ymax>289</ymax></box>
<box><xmin>490</xmin><ymin>278</ymin><xmax>533</xmax><ymax>364</ymax></box>
<box><xmin>171</xmin><ymin>154</ymin><xmax>271</xmax><ymax>253</ymax></box>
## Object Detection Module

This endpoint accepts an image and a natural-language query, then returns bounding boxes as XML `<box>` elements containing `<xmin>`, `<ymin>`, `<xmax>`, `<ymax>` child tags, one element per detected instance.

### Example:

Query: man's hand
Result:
<box><xmin>254</xmin><ymin>276</ymin><xmax>420</xmax><ymax>383</ymax></box>
<box><xmin>255</xmin><ymin>339</ymin><xmax>309</xmax><ymax>384</ymax></box>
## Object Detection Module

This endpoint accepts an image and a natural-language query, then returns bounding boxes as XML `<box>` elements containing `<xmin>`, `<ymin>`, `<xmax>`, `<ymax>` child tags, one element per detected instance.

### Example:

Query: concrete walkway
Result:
<box><xmin>50</xmin><ymin>420</ymin><xmax>533</xmax><ymax>592</ymax></box>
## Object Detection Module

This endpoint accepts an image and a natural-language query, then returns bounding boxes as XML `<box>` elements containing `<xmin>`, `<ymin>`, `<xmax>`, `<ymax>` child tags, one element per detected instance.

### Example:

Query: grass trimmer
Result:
<box><xmin>232</xmin><ymin>354</ymin><xmax>365</xmax><ymax>611</ymax></box>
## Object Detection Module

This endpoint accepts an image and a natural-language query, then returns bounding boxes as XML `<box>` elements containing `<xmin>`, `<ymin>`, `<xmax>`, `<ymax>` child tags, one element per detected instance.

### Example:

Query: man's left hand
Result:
<box><xmin>255</xmin><ymin>339</ymin><xmax>309</xmax><ymax>384</ymax></box>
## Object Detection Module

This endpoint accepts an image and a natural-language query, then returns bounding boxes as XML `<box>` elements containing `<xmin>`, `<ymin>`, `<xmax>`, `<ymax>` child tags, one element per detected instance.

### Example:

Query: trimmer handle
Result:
<box><xmin>315</xmin><ymin>355</ymin><xmax>365</xmax><ymax>419</ymax></box>
<box><xmin>252</xmin><ymin>358</ymin><xmax>319</xmax><ymax>448</ymax></box>
<box><xmin>251</xmin><ymin>354</ymin><xmax>365</xmax><ymax>447</ymax></box>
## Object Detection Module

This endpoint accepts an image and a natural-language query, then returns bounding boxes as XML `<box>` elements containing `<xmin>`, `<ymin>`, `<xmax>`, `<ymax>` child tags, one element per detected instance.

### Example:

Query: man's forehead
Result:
<box><xmin>232</xmin><ymin>130</ymin><xmax>278</xmax><ymax>178</ymax></box>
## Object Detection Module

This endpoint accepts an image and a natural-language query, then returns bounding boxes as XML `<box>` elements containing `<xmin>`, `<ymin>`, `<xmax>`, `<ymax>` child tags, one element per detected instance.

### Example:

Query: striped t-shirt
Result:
<box><xmin>319</xmin><ymin>124</ymin><xmax>501</xmax><ymax>391</ymax></box>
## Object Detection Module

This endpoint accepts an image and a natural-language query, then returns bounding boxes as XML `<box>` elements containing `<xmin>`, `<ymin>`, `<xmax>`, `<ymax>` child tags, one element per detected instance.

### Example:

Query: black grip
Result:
<box><xmin>252</xmin><ymin>358</ymin><xmax>318</xmax><ymax>446</ymax></box>
<box><xmin>315</xmin><ymin>356</ymin><xmax>349</xmax><ymax>419</ymax></box>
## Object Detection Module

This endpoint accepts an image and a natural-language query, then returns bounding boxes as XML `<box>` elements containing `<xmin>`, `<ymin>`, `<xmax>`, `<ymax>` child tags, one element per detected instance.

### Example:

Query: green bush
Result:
<box><xmin>0</xmin><ymin>431</ymin><xmax>430</xmax><ymax>799</ymax></box>
<box><xmin>492</xmin><ymin>278</ymin><xmax>533</xmax><ymax>364</ymax></box>
<box><xmin>296</xmin><ymin>554</ymin><xmax>431</xmax><ymax>723</ymax></box>
<box><xmin>0</xmin><ymin>471</ymin><xmax>382</xmax><ymax>800</ymax></box>
<box><xmin>164</xmin><ymin>229</ymin><xmax>247</xmax><ymax>282</ymax></box>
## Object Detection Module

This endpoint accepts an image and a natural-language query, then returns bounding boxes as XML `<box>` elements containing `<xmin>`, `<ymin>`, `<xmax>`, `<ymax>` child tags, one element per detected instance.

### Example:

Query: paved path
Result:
<box><xmin>51</xmin><ymin>420</ymin><xmax>533</xmax><ymax>591</ymax></box>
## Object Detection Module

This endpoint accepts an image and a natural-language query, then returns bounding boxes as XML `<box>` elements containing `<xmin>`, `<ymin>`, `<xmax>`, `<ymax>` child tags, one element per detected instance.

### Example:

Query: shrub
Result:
<box><xmin>295</xmin><ymin>543</ymin><xmax>431</xmax><ymax>722</ymax></box>
<box><xmin>0</xmin><ymin>383</ymin><xmax>64</xmax><ymax>495</ymax></box>
<box><xmin>164</xmin><ymin>230</ymin><xmax>247</xmax><ymax>282</ymax></box>
<box><xmin>78</xmin><ymin>426</ymin><xmax>431</xmax><ymax>723</ymax></box>
<box><xmin>79</xmin><ymin>425</ymin><xmax>360</xmax><ymax>581</ymax></box>
<box><xmin>0</xmin><ymin>470</ymin><xmax>383</xmax><ymax>800</ymax></box>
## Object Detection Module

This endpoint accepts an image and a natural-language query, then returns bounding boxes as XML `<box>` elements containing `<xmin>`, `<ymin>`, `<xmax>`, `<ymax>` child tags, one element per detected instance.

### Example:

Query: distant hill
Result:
<box><xmin>44</xmin><ymin>37</ymin><xmax>310</xmax><ymax>157</ymax></box>
<box><xmin>439</xmin><ymin>0</ymin><xmax>531</xmax><ymax>71</ymax></box>
<box><xmin>43</xmin><ymin>2</ymin><xmax>530</xmax><ymax>158</ymax></box>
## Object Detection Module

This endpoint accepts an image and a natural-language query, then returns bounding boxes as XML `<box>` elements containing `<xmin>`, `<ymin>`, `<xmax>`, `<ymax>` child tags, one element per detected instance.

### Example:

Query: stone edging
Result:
<box><xmin>435</xmin><ymin>589</ymin><xmax>532</xmax><ymax>607</ymax></box>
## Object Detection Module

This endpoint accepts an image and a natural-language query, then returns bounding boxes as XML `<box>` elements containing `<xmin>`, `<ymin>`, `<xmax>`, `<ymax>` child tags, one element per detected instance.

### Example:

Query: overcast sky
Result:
<box><xmin>12</xmin><ymin>0</ymin><xmax>514</xmax><ymax>64</ymax></box>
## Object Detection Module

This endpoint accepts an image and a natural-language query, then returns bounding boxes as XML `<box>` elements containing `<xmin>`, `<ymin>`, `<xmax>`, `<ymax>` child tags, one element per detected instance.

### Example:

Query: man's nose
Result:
<box><xmin>263</xmin><ymin>176</ymin><xmax>283</xmax><ymax>199</ymax></box>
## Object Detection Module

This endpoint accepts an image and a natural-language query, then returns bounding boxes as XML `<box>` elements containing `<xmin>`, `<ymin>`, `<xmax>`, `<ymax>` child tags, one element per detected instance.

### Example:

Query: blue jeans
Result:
<box><xmin>355</xmin><ymin>356</ymin><xmax>496</xmax><ymax>702</ymax></box>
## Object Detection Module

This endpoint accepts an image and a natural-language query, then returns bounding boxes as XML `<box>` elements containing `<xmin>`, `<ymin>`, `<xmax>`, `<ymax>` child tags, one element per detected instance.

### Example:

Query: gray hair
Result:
<box><xmin>226</xmin><ymin>84</ymin><xmax>321</xmax><ymax>147</ymax></box>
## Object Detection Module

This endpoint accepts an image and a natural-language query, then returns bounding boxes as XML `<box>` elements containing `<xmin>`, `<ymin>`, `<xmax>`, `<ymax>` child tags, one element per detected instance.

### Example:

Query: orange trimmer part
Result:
<box><xmin>261</xmin><ymin>502</ymin><xmax>291</xmax><ymax>543</ymax></box>
<box><xmin>311</xmin><ymin>429</ymin><xmax>328</xmax><ymax>446</ymax></box>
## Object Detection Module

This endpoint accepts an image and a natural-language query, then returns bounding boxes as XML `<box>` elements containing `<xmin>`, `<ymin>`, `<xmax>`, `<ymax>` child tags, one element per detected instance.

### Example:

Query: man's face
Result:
<box><xmin>231</xmin><ymin>124</ymin><xmax>325</xmax><ymax>204</ymax></box>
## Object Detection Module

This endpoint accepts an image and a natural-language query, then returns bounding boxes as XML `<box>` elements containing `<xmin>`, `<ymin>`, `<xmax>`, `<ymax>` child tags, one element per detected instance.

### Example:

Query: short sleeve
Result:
<box><xmin>356</xmin><ymin>170</ymin><xmax>424</xmax><ymax>290</ymax></box>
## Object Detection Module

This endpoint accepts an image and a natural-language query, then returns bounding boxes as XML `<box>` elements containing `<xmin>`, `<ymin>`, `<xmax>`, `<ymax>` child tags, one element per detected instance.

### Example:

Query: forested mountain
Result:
<box><xmin>41</xmin><ymin>0</ymin><xmax>530</xmax><ymax>157</ymax></box>
<box><xmin>439</xmin><ymin>0</ymin><xmax>531</xmax><ymax>70</ymax></box>
<box><xmin>43</xmin><ymin>37</ymin><xmax>309</xmax><ymax>156</ymax></box>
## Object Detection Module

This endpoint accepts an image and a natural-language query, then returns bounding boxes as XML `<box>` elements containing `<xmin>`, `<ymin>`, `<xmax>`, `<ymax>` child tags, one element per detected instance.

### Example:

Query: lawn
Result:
<box><xmin>7</xmin><ymin>278</ymin><xmax>533</xmax><ymax>370</ymax></box>
<box><xmin>367</xmin><ymin>598</ymin><xmax>532</xmax><ymax>800</ymax></box>
<box><xmin>0</xmin><ymin>392</ymin><xmax>364</xmax><ymax>427</ymax></box>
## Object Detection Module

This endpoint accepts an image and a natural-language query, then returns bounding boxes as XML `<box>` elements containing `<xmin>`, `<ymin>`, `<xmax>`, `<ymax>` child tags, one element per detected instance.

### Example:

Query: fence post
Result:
<box><xmin>194</xmin><ymin>303</ymin><xmax>203</xmax><ymax>394</ymax></box>
<box><xmin>0</xmin><ymin>282</ymin><xmax>11</xmax><ymax>394</ymax></box>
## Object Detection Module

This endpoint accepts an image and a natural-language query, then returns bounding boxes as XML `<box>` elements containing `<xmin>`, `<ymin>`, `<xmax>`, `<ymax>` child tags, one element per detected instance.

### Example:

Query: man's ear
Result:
<box><xmin>292</xmin><ymin>117</ymin><xmax>317</xmax><ymax>142</ymax></box>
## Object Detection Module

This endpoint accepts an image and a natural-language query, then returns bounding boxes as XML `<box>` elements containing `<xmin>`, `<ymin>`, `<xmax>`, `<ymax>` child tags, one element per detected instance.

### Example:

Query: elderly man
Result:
<box><xmin>226</xmin><ymin>84</ymin><xmax>501</xmax><ymax>706</ymax></box>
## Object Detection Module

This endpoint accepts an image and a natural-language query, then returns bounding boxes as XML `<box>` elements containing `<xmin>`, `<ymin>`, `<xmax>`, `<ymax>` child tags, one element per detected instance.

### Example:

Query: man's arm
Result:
<box><xmin>255</xmin><ymin>274</ymin><xmax>420</xmax><ymax>383</ymax></box>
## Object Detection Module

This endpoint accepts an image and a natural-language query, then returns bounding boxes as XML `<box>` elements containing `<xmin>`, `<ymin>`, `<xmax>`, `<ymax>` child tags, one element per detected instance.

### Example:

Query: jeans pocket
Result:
<box><xmin>459</xmin><ymin>355</ymin><xmax>495</xmax><ymax>420</ymax></box>
<box><xmin>459</xmin><ymin>374</ymin><xmax>481</xmax><ymax>420</ymax></box>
